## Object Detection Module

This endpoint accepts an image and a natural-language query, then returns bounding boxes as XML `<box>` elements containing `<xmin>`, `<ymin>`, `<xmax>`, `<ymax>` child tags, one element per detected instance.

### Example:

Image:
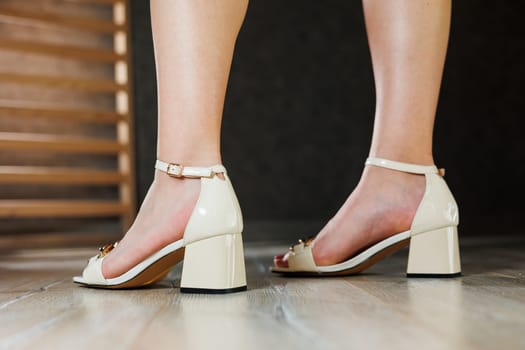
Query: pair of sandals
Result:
<box><xmin>73</xmin><ymin>157</ymin><xmax>461</xmax><ymax>293</ymax></box>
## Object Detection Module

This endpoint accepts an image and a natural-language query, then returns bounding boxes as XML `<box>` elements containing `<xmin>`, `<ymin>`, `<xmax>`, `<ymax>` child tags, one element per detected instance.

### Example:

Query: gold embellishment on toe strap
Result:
<box><xmin>98</xmin><ymin>241</ymin><xmax>118</xmax><ymax>258</ymax></box>
<box><xmin>289</xmin><ymin>236</ymin><xmax>314</xmax><ymax>252</ymax></box>
<box><xmin>285</xmin><ymin>236</ymin><xmax>318</xmax><ymax>272</ymax></box>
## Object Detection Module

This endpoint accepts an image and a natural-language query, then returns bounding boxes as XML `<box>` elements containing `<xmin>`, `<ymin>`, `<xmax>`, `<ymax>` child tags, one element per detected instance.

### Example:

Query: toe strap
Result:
<box><xmin>82</xmin><ymin>255</ymin><xmax>107</xmax><ymax>285</ymax></box>
<box><xmin>286</xmin><ymin>238</ymin><xmax>318</xmax><ymax>272</ymax></box>
<box><xmin>79</xmin><ymin>241</ymin><xmax>119</xmax><ymax>285</ymax></box>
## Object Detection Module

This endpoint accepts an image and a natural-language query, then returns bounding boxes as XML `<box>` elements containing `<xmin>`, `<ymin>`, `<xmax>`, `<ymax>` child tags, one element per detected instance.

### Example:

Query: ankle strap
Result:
<box><xmin>365</xmin><ymin>157</ymin><xmax>438</xmax><ymax>175</ymax></box>
<box><xmin>155</xmin><ymin>160</ymin><xmax>226</xmax><ymax>178</ymax></box>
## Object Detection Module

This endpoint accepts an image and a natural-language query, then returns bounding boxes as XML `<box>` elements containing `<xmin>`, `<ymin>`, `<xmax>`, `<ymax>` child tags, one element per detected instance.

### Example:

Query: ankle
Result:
<box><xmin>156</xmin><ymin>151</ymin><xmax>222</xmax><ymax>167</ymax></box>
<box><xmin>360</xmin><ymin>165</ymin><xmax>426</xmax><ymax>199</ymax></box>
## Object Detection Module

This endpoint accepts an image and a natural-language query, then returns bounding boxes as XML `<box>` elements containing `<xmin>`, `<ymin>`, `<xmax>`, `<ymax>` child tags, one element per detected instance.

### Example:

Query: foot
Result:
<box><xmin>101</xmin><ymin>172</ymin><xmax>200</xmax><ymax>279</ymax></box>
<box><xmin>274</xmin><ymin>165</ymin><xmax>426</xmax><ymax>267</ymax></box>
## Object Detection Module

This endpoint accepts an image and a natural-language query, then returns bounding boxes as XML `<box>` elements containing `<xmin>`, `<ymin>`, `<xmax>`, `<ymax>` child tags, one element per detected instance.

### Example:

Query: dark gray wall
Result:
<box><xmin>131</xmin><ymin>1</ymin><xmax>525</xmax><ymax>240</ymax></box>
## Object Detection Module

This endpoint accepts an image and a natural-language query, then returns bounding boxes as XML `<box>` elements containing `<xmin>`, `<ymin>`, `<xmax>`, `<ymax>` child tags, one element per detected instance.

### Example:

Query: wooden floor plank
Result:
<box><xmin>0</xmin><ymin>240</ymin><xmax>523</xmax><ymax>350</ymax></box>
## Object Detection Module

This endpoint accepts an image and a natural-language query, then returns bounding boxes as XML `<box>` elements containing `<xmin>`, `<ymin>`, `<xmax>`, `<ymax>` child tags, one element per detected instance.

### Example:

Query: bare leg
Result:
<box><xmin>103</xmin><ymin>0</ymin><xmax>248</xmax><ymax>278</ymax></box>
<box><xmin>276</xmin><ymin>0</ymin><xmax>451</xmax><ymax>266</ymax></box>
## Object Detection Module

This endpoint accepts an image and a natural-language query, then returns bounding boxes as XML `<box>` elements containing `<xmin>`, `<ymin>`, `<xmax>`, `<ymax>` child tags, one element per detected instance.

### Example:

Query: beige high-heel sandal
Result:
<box><xmin>271</xmin><ymin>157</ymin><xmax>461</xmax><ymax>277</ymax></box>
<box><xmin>73</xmin><ymin>160</ymin><xmax>247</xmax><ymax>293</ymax></box>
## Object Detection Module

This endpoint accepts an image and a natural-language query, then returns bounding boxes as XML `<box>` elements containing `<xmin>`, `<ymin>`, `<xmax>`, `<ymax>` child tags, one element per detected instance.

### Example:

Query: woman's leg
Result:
<box><xmin>276</xmin><ymin>0</ymin><xmax>451</xmax><ymax>266</ymax></box>
<box><xmin>103</xmin><ymin>0</ymin><xmax>248</xmax><ymax>278</ymax></box>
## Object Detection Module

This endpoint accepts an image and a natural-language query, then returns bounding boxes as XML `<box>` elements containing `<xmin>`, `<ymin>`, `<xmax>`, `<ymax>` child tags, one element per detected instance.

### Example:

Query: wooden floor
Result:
<box><xmin>0</xmin><ymin>238</ymin><xmax>524</xmax><ymax>350</ymax></box>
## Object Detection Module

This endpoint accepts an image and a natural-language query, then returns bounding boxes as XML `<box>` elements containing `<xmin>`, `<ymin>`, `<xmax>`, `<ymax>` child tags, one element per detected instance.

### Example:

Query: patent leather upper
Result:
<box><xmin>183</xmin><ymin>174</ymin><xmax>243</xmax><ymax>245</ymax></box>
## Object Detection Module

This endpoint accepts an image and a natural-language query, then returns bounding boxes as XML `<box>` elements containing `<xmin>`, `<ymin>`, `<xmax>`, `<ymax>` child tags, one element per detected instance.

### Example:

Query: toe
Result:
<box><xmin>273</xmin><ymin>253</ymin><xmax>289</xmax><ymax>268</ymax></box>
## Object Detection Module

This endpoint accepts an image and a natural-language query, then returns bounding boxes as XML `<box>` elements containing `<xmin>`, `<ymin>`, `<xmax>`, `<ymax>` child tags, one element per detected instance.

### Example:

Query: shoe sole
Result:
<box><xmin>271</xmin><ymin>238</ymin><xmax>411</xmax><ymax>277</ymax></box>
<box><xmin>180</xmin><ymin>286</ymin><xmax>248</xmax><ymax>294</ymax></box>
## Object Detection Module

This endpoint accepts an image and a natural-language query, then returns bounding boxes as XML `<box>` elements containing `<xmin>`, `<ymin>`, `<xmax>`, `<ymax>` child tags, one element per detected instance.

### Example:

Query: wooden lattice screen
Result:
<box><xmin>0</xmin><ymin>0</ymin><xmax>135</xmax><ymax>247</ymax></box>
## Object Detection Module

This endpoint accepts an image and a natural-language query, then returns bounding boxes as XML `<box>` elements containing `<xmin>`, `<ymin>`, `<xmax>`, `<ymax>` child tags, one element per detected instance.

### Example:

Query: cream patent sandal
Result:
<box><xmin>73</xmin><ymin>160</ymin><xmax>247</xmax><ymax>293</ymax></box>
<box><xmin>271</xmin><ymin>157</ymin><xmax>461</xmax><ymax>277</ymax></box>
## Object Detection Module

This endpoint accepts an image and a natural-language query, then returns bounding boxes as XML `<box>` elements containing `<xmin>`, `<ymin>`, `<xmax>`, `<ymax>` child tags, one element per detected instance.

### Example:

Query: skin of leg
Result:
<box><xmin>276</xmin><ymin>0</ymin><xmax>451</xmax><ymax>267</ymax></box>
<box><xmin>102</xmin><ymin>0</ymin><xmax>249</xmax><ymax>278</ymax></box>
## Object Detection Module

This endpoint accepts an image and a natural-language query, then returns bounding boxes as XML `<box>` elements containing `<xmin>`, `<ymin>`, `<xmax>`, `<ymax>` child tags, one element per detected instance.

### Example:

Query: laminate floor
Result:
<box><xmin>0</xmin><ymin>238</ymin><xmax>524</xmax><ymax>350</ymax></box>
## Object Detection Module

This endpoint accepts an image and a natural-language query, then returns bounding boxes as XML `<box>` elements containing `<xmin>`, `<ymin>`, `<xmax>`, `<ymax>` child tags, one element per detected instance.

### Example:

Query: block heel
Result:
<box><xmin>406</xmin><ymin>226</ymin><xmax>461</xmax><ymax>277</ymax></box>
<box><xmin>180</xmin><ymin>233</ymin><xmax>247</xmax><ymax>294</ymax></box>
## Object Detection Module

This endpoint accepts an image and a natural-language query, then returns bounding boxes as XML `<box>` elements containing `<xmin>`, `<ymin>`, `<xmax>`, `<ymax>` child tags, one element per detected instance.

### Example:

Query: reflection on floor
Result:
<box><xmin>0</xmin><ymin>238</ymin><xmax>524</xmax><ymax>350</ymax></box>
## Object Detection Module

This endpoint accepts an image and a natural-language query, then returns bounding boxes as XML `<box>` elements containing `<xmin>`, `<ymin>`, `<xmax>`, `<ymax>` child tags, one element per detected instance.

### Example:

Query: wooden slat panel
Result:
<box><xmin>0</xmin><ymin>6</ymin><xmax>123</xmax><ymax>33</ymax></box>
<box><xmin>0</xmin><ymin>132</ymin><xmax>125</xmax><ymax>154</ymax></box>
<box><xmin>0</xmin><ymin>104</ymin><xmax>126</xmax><ymax>124</ymax></box>
<box><xmin>0</xmin><ymin>39</ymin><xmax>123</xmax><ymax>62</ymax></box>
<box><xmin>0</xmin><ymin>1</ymin><xmax>135</xmax><ymax>237</ymax></box>
<box><xmin>0</xmin><ymin>166</ymin><xmax>125</xmax><ymax>184</ymax></box>
<box><xmin>0</xmin><ymin>73</ymin><xmax>125</xmax><ymax>93</ymax></box>
<box><xmin>0</xmin><ymin>200</ymin><xmax>126</xmax><ymax>218</ymax></box>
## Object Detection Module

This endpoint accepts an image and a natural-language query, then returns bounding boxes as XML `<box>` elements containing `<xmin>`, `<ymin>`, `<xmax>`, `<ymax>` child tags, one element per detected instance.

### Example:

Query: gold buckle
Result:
<box><xmin>167</xmin><ymin>163</ymin><xmax>183</xmax><ymax>177</ymax></box>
